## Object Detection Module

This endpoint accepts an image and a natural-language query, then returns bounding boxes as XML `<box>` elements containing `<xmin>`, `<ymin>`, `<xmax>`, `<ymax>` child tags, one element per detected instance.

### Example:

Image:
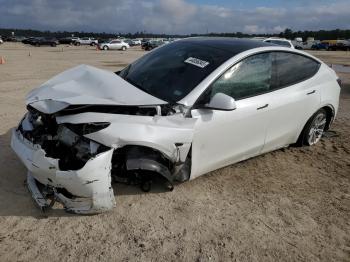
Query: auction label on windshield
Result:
<box><xmin>185</xmin><ymin>57</ymin><xmax>210</xmax><ymax>68</ymax></box>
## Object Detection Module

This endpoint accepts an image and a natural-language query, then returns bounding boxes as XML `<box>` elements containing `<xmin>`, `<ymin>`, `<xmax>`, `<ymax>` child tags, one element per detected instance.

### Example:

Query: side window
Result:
<box><xmin>274</xmin><ymin>52</ymin><xmax>320</xmax><ymax>88</ymax></box>
<box><xmin>209</xmin><ymin>52</ymin><xmax>273</xmax><ymax>100</ymax></box>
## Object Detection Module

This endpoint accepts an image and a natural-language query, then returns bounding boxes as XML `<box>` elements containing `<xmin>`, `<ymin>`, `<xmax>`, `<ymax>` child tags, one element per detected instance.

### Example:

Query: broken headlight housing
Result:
<box><xmin>19</xmin><ymin>108</ymin><xmax>111</xmax><ymax>170</ymax></box>
<box><xmin>56</xmin><ymin>124</ymin><xmax>110</xmax><ymax>170</ymax></box>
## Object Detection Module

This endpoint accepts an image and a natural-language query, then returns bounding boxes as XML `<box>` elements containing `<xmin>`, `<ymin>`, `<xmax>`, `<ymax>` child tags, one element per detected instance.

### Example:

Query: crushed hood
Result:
<box><xmin>26</xmin><ymin>65</ymin><xmax>167</xmax><ymax>113</ymax></box>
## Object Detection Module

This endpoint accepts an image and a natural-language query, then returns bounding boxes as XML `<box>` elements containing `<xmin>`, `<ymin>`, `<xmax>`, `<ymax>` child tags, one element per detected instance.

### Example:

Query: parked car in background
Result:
<box><xmin>22</xmin><ymin>37</ymin><xmax>36</xmax><ymax>44</ymax></box>
<box><xmin>11</xmin><ymin>38</ymin><xmax>340</xmax><ymax>214</ymax></box>
<box><xmin>263</xmin><ymin>38</ymin><xmax>295</xmax><ymax>48</ymax></box>
<box><xmin>131</xmin><ymin>39</ymin><xmax>141</xmax><ymax>45</ymax></box>
<box><xmin>141</xmin><ymin>38</ymin><xmax>151</xmax><ymax>49</ymax></box>
<box><xmin>143</xmin><ymin>39</ymin><xmax>164</xmax><ymax>51</ymax></box>
<box><xmin>74</xmin><ymin>37</ymin><xmax>98</xmax><ymax>46</ymax></box>
<box><xmin>30</xmin><ymin>37</ymin><xmax>59</xmax><ymax>47</ymax></box>
<box><xmin>2</xmin><ymin>36</ymin><xmax>26</xmax><ymax>42</ymax></box>
<box><xmin>97</xmin><ymin>38</ymin><xmax>111</xmax><ymax>44</ymax></box>
<box><xmin>99</xmin><ymin>39</ymin><xmax>129</xmax><ymax>50</ymax></box>
<box><xmin>59</xmin><ymin>37</ymin><xmax>80</xmax><ymax>45</ymax></box>
<box><xmin>311</xmin><ymin>42</ymin><xmax>329</xmax><ymax>50</ymax></box>
<box><xmin>124</xmin><ymin>39</ymin><xmax>134</xmax><ymax>46</ymax></box>
<box><xmin>294</xmin><ymin>44</ymin><xmax>303</xmax><ymax>50</ymax></box>
<box><xmin>327</xmin><ymin>42</ymin><xmax>350</xmax><ymax>51</ymax></box>
<box><xmin>297</xmin><ymin>41</ymin><xmax>318</xmax><ymax>50</ymax></box>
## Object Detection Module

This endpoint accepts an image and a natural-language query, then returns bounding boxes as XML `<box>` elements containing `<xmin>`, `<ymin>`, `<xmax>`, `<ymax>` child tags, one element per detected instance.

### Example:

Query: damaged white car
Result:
<box><xmin>11</xmin><ymin>38</ymin><xmax>341</xmax><ymax>214</ymax></box>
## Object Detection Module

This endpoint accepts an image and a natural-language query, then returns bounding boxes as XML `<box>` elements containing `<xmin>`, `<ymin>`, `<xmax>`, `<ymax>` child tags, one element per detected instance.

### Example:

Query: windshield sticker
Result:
<box><xmin>184</xmin><ymin>57</ymin><xmax>210</xmax><ymax>68</ymax></box>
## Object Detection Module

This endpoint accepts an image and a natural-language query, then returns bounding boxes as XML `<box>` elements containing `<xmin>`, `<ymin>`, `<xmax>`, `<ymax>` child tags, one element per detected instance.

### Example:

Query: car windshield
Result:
<box><xmin>119</xmin><ymin>41</ymin><xmax>233</xmax><ymax>102</ymax></box>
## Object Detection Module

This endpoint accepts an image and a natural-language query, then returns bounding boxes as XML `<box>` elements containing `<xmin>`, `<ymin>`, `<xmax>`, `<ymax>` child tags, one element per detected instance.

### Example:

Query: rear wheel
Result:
<box><xmin>122</xmin><ymin>46</ymin><xmax>126</xmax><ymax>51</ymax></box>
<box><xmin>300</xmin><ymin>109</ymin><xmax>327</xmax><ymax>146</ymax></box>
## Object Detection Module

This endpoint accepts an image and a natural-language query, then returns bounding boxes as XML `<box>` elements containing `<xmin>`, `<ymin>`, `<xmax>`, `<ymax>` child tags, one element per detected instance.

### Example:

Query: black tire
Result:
<box><xmin>103</xmin><ymin>45</ymin><xmax>109</xmax><ymax>50</ymax></box>
<box><xmin>90</xmin><ymin>42</ymin><xmax>96</xmax><ymax>46</ymax></box>
<box><xmin>51</xmin><ymin>43</ymin><xmax>56</xmax><ymax>47</ymax></box>
<box><xmin>122</xmin><ymin>46</ymin><xmax>126</xmax><ymax>51</ymax></box>
<box><xmin>75</xmin><ymin>42</ymin><xmax>81</xmax><ymax>46</ymax></box>
<box><xmin>298</xmin><ymin>108</ymin><xmax>328</xmax><ymax>146</ymax></box>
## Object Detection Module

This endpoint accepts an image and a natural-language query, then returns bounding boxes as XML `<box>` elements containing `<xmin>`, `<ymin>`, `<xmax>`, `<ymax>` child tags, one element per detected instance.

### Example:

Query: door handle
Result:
<box><xmin>257</xmin><ymin>104</ymin><xmax>269</xmax><ymax>110</ymax></box>
<box><xmin>307</xmin><ymin>90</ymin><xmax>316</xmax><ymax>95</ymax></box>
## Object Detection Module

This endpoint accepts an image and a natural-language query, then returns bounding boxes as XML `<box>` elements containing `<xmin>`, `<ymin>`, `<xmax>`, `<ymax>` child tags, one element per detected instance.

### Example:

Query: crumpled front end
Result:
<box><xmin>11</xmin><ymin>103</ymin><xmax>196</xmax><ymax>214</ymax></box>
<box><xmin>11</xmin><ymin>110</ymin><xmax>116</xmax><ymax>214</ymax></box>
<box><xmin>11</xmin><ymin>65</ymin><xmax>197</xmax><ymax>214</ymax></box>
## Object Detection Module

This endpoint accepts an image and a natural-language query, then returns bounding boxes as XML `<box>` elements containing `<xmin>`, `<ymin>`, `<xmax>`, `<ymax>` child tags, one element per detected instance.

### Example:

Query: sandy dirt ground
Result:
<box><xmin>0</xmin><ymin>43</ymin><xmax>349</xmax><ymax>262</ymax></box>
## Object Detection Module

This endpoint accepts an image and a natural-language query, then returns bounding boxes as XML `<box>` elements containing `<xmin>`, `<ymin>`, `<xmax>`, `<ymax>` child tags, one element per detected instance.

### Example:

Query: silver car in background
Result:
<box><xmin>99</xmin><ymin>39</ymin><xmax>130</xmax><ymax>51</ymax></box>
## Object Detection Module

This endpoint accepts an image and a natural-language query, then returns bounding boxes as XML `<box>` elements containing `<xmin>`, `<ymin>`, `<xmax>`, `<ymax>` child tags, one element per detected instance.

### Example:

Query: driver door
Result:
<box><xmin>190</xmin><ymin>52</ymin><xmax>274</xmax><ymax>179</ymax></box>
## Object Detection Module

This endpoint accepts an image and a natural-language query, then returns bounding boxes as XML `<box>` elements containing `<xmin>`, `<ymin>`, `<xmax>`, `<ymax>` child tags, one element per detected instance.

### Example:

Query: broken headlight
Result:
<box><xmin>56</xmin><ymin>124</ymin><xmax>110</xmax><ymax>170</ymax></box>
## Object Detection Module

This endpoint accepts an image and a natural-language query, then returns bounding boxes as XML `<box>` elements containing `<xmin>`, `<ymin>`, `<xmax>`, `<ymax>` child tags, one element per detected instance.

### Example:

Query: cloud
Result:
<box><xmin>0</xmin><ymin>0</ymin><xmax>349</xmax><ymax>34</ymax></box>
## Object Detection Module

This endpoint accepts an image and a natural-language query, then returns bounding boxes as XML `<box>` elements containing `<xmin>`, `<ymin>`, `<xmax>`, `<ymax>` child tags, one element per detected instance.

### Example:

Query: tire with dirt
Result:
<box><xmin>298</xmin><ymin>108</ymin><xmax>328</xmax><ymax>146</ymax></box>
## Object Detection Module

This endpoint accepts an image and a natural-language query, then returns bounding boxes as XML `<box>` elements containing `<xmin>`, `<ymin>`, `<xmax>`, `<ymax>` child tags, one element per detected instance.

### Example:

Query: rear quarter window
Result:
<box><xmin>273</xmin><ymin>52</ymin><xmax>320</xmax><ymax>89</ymax></box>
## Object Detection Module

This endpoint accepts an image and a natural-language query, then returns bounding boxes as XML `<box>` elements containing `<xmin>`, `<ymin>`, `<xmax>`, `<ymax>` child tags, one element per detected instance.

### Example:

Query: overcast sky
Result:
<box><xmin>0</xmin><ymin>0</ymin><xmax>349</xmax><ymax>34</ymax></box>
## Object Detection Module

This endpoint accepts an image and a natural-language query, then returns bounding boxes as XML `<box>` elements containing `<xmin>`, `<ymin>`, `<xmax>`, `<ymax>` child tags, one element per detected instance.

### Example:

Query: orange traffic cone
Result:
<box><xmin>0</xmin><ymin>56</ymin><xmax>5</xmax><ymax>64</ymax></box>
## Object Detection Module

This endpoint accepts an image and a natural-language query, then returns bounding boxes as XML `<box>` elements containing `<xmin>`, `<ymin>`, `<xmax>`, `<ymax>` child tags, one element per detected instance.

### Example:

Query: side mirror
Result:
<box><xmin>205</xmin><ymin>93</ymin><xmax>236</xmax><ymax>111</ymax></box>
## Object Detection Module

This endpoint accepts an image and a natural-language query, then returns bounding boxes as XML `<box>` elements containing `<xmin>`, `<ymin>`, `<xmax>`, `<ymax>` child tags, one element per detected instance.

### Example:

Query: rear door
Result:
<box><xmin>262</xmin><ymin>52</ymin><xmax>321</xmax><ymax>152</ymax></box>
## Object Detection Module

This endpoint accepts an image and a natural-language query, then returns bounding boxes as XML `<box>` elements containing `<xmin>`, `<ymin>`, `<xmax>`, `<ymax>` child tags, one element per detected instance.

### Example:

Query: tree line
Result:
<box><xmin>1</xmin><ymin>28</ymin><xmax>349</xmax><ymax>41</ymax></box>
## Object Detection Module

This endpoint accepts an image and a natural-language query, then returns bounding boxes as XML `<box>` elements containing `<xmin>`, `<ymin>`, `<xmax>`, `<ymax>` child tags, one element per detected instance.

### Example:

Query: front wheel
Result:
<box><xmin>300</xmin><ymin>109</ymin><xmax>327</xmax><ymax>146</ymax></box>
<box><xmin>103</xmin><ymin>45</ymin><xmax>109</xmax><ymax>50</ymax></box>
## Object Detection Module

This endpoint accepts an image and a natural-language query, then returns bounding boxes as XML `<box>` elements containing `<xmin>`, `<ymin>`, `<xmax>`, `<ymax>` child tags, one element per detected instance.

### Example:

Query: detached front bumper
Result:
<box><xmin>11</xmin><ymin>129</ymin><xmax>116</xmax><ymax>214</ymax></box>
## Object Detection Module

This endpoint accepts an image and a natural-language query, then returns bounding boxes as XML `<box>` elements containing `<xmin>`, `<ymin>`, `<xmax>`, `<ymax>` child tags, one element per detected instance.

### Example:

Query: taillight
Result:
<box><xmin>337</xmin><ymin>78</ymin><xmax>342</xmax><ymax>87</ymax></box>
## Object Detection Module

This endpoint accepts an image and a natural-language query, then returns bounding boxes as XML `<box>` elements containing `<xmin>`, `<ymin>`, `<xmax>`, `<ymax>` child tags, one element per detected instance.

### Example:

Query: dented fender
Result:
<box><xmin>56</xmin><ymin>113</ymin><xmax>197</xmax><ymax>162</ymax></box>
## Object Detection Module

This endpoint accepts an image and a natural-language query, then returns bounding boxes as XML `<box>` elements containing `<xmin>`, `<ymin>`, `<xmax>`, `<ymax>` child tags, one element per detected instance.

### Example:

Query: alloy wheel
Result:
<box><xmin>307</xmin><ymin>112</ymin><xmax>327</xmax><ymax>145</ymax></box>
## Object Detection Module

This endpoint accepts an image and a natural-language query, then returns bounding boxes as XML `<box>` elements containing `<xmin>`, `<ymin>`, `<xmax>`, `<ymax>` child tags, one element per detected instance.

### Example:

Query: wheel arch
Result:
<box><xmin>296</xmin><ymin>105</ymin><xmax>334</xmax><ymax>146</ymax></box>
<box><xmin>321</xmin><ymin>104</ymin><xmax>335</xmax><ymax>130</ymax></box>
<box><xmin>111</xmin><ymin>143</ymin><xmax>192</xmax><ymax>184</ymax></box>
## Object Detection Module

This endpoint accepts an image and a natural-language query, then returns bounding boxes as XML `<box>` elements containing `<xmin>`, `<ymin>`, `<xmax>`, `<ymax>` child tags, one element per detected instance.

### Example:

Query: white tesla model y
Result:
<box><xmin>12</xmin><ymin>38</ymin><xmax>341</xmax><ymax>213</ymax></box>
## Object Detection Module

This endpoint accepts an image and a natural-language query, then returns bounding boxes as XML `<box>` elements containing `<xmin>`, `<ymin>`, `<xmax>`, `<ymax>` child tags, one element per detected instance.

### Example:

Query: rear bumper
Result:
<box><xmin>11</xmin><ymin>129</ymin><xmax>116</xmax><ymax>214</ymax></box>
